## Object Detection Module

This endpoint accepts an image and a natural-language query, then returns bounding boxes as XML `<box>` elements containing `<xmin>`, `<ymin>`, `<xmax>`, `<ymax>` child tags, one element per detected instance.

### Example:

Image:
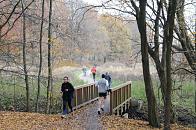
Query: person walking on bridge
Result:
<box><xmin>105</xmin><ymin>72</ymin><xmax>112</xmax><ymax>94</ymax></box>
<box><xmin>61</xmin><ymin>76</ymin><xmax>75</xmax><ymax>117</ymax></box>
<box><xmin>96</xmin><ymin>74</ymin><xmax>109</xmax><ymax>115</ymax></box>
<box><xmin>91</xmin><ymin>66</ymin><xmax>97</xmax><ymax>82</ymax></box>
<box><xmin>82</xmin><ymin>66</ymin><xmax>87</xmax><ymax>76</ymax></box>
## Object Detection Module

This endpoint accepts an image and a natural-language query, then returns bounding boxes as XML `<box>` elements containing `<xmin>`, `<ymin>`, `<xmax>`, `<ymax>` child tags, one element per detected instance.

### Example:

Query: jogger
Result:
<box><xmin>62</xmin><ymin>97</ymin><xmax>73</xmax><ymax>114</ymax></box>
<box><xmin>61</xmin><ymin>76</ymin><xmax>75</xmax><ymax>115</ymax></box>
<box><xmin>96</xmin><ymin>74</ymin><xmax>109</xmax><ymax>115</ymax></box>
<box><xmin>91</xmin><ymin>66</ymin><xmax>96</xmax><ymax>82</ymax></box>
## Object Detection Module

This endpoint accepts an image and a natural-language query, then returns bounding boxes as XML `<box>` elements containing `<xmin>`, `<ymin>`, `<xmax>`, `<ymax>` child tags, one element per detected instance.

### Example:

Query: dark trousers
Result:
<box><xmin>62</xmin><ymin>97</ymin><xmax>73</xmax><ymax>114</ymax></box>
<box><xmin>92</xmin><ymin>73</ymin><xmax>96</xmax><ymax>81</ymax></box>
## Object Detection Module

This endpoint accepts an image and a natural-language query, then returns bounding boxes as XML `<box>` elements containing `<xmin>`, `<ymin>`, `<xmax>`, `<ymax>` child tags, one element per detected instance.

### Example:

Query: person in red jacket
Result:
<box><xmin>91</xmin><ymin>66</ymin><xmax>96</xmax><ymax>82</ymax></box>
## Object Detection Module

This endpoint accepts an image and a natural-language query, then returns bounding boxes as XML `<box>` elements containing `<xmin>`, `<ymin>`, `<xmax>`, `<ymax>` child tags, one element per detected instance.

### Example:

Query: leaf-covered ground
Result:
<box><xmin>0</xmin><ymin>102</ymin><xmax>194</xmax><ymax>130</ymax></box>
<box><xmin>101</xmin><ymin>115</ymin><xmax>194</xmax><ymax>130</ymax></box>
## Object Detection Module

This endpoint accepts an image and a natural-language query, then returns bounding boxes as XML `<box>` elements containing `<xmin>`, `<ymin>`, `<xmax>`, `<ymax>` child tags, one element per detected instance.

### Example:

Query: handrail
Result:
<box><xmin>111</xmin><ymin>81</ymin><xmax>132</xmax><ymax>91</ymax></box>
<box><xmin>110</xmin><ymin>81</ymin><xmax>131</xmax><ymax>115</ymax></box>
<box><xmin>72</xmin><ymin>81</ymin><xmax>132</xmax><ymax>116</ymax></box>
<box><xmin>75</xmin><ymin>83</ymin><xmax>95</xmax><ymax>89</ymax></box>
<box><xmin>73</xmin><ymin>83</ymin><xmax>98</xmax><ymax>109</ymax></box>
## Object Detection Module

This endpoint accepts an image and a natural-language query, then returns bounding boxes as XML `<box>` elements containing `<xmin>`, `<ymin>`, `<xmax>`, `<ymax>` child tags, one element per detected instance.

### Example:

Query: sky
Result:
<box><xmin>82</xmin><ymin>0</ymin><xmax>102</xmax><ymax>5</ymax></box>
<box><xmin>82</xmin><ymin>0</ymin><xmax>195</xmax><ymax>21</ymax></box>
<box><xmin>81</xmin><ymin>0</ymin><xmax>195</xmax><ymax>34</ymax></box>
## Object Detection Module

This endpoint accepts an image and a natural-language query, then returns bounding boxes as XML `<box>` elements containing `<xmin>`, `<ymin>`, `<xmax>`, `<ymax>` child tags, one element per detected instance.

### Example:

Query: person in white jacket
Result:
<box><xmin>96</xmin><ymin>74</ymin><xmax>109</xmax><ymax>115</ymax></box>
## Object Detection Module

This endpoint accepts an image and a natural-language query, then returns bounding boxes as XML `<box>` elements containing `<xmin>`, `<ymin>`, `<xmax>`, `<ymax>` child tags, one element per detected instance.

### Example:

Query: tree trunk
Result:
<box><xmin>150</xmin><ymin>0</ymin><xmax>167</xmax><ymax>102</ymax></box>
<box><xmin>0</xmin><ymin>27</ymin><xmax>2</xmax><ymax>42</ymax></box>
<box><xmin>49</xmin><ymin>78</ymin><xmax>53</xmax><ymax>113</ymax></box>
<box><xmin>175</xmin><ymin>1</ymin><xmax>196</xmax><ymax>71</ymax></box>
<box><xmin>195</xmin><ymin>7</ymin><xmax>196</xmax><ymax>113</ymax></box>
<box><xmin>22</xmin><ymin>0</ymin><xmax>30</xmax><ymax>112</ymax></box>
<box><xmin>175</xmin><ymin>0</ymin><xmax>196</xmax><ymax>113</ymax></box>
<box><xmin>36</xmin><ymin>0</ymin><xmax>45</xmax><ymax>112</ymax></box>
<box><xmin>137</xmin><ymin>0</ymin><xmax>160</xmax><ymax>127</ymax></box>
<box><xmin>146</xmin><ymin>0</ymin><xmax>176</xmax><ymax>124</ymax></box>
<box><xmin>195</xmin><ymin>74</ymin><xmax>196</xmax><ymax>113</ymax></box>
<box><xmin>163</xmin><ymin>0</ymin><xmax>177</xmax><ymax>129</ymax></box>
<box><xmin>46</xmin><ymin>0</ymin><xmax>53</xmax><ymax>114</ymax></box>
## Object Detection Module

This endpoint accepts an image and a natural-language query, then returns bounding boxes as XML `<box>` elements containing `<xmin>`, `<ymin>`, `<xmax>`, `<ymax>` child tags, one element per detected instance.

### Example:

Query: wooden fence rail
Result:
<box><xmin>73</xmin><ymin>83</ymin><xmax>98</xmax><ymax>110</ymax></box>
<box><xmin>110</xmin><ymin>81</ymin><xmax>132</xmax><ymax>115</ymax></box>
<box><xmin>72</xmin><ymin>81</ymin><xmax>132</xmax><ymax>115</ymax></box>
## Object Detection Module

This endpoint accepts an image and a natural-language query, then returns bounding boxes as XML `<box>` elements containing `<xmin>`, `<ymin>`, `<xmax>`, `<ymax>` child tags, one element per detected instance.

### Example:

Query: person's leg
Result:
<box><xmin>67</xmin><ymin>97</ymin><xmax>73</xmax><ymax>113</ymax></box>
<box><xmin>63</xmin><ymin>99</ymin><xmax>67</xmax><ymax>115</ymax></box>
<box><xmin>98</xmin><ymin>97</ymin><xmax>101</xmax><ymax>111</ymax></box>
<box><xmin>93</xmin><ymin>73</ymin><xmax>95</xmax><ymax>81</ymax></box>
<box><xmin>84</xmin><ymin>70</ymin><xmax>86</xmax><ymax>76</ymax></box>
<box><xmin>101</xmin><ymin>94</ymin><xmax>107</xmax><ymax>110</ymax></box>
<box><xmin>98</xmin><ymin>96</ymin><xmax>104</xmax><ymax>114</ymax></box>
<box><xmin>101</xmin><ymin>97</ymin><xmax>104</xmax><ymax>111</ymax></box>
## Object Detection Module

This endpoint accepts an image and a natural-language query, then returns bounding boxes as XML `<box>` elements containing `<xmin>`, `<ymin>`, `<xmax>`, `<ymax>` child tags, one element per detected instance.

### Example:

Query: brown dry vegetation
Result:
<box><xmin>0</xmin><ymin>111</ymin><xmax>193</xmax><ymax>130</ymax></box>
<box><xmin>0</xmin><ymin>103</ymin><xmax>194</xmax><ymax>130</ymax></box>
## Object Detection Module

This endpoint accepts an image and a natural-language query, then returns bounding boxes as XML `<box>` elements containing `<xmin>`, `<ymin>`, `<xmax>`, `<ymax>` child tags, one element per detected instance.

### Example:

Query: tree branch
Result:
<box><xmin>1</xmin><ymin>0</ymin><xmax>35</xmax><ymax>38</ymax></box>
<box><xmin>0</xmin><ymin>0</ymin><xmax>21</xmax><ymax>28</ymax></box>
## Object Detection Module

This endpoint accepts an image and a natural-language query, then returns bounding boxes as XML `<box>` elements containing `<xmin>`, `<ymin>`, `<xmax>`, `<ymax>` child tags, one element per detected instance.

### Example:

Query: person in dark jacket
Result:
<box><xmin>105</xmin><ymin>72</ymin><xmax>112</xmax><ymax>93</ymax></box>
<box><xmin>61</xmin><ymin>76</ymin><xmax>75</xmax><ymax>115</ymax></box>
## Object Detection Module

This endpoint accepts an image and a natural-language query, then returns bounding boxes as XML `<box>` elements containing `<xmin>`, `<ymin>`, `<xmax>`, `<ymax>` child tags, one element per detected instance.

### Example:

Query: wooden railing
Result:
<box><xmin>73</xmin><ymin>83</ymin><xmax>98</xmax><ymax>109</ymax></box>
<box><xmin>72</xmin><ymin>81</ymin><xmax>132</xmax><ymax>116</ymax></box>
<box><xmin>110</xmin><ymin>81</ymin><xmax>132</xmax><ymax>115</ymax></box>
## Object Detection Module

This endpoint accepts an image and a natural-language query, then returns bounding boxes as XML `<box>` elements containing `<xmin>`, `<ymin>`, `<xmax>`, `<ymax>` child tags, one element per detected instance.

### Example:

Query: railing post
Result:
<box><xmin>93</xmin><ymin>85</ymin><xmax>95</xmax><ymax>98</ymax></box>
<box><xmin>120</xmin><ymin>88</ymin><xmax>123</xmax><ymax>104</ymax></box>
<box><xmin>82</xmin><ymin>88</ymin><xmax>84</xmax><ymax>102</ymax></box>
<box><xmin>75</xmin><ymin>90</ymin><xmax>78</xmax><ymax>107</ymax></box>
<box><xmin>88</xmin><ymin>86</ymin><xmax>90</xmax><ymax>100</ymax></box>
<box><xmin>128</xmin><ymin>83</ymin><xmax>131</xmax><ymax>108</ymax></box>
<box><xmin>117</xmin><ymin>108</ymin><xmax>119</xmax><ymax>115</ymax></box>
<box><xmin>117</xmin><ymin>90</ymin><xmax>118</xmax><ymax>107</ymax></box>
<box><xmin>110</xmin><ymin>91</ymin><xmax>113</xmax><ymax>114</ymax></box>
<box><xmin>109</xmin><ymin>81</ymin><xmax>131</xmax><ymax>115</ymax></box>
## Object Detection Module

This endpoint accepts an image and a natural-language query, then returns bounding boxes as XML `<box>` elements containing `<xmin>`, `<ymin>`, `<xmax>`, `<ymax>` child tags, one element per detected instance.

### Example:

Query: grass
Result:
<box><xmin>1</xmin><ymin>70</ymin><xmax>195</xmax><ymax>113</ymax></box>
<box><xmin>0</xmin><ymin>71</ymin><xmax>86</xmax><ymax>111</ymax></box>
<box><xmin>172</xmin><ymin>81</ymin><xmax>195</xmax><ymax>111</ymax></box>
<box><xmin>131</xmin><ymin>80</ymin><xmax>146</xmax><ymax>100</ymax></box>
<box><xmin>131</xmin><ymin>80</ymin><xmax>195</xmax><ymax>111</ymax></box>
<box><xmin>111</xmin><ymin>80</ymin><xmax>124</xmax><ymax>87</ymax></box>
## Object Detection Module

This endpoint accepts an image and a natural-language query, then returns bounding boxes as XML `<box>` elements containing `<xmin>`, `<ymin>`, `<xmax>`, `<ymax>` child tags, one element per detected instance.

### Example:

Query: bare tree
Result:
<box><xmin>163</xmin><ymin>0</ymin><xmax>177</xmax><ymax>129</ymax></box>
<box><xmin>175</xmin><ymin>0</ymin><xmax>196</xmax><ymax>113</ymax></box>
<box><xmin>36</xmin><ymin>0</ymin><xmax>45</xmax><ymax>112</ymax></box>
<box><xmin>130</xmin><ymin>0</ymin><xmax>160</xmax><ymax>127</ymax></box>
<box><xmin>46</xmin><ymin>0</ymin><xmax>53</xmax><ymax>114</ymax></box>
<box><xmin>21</xmin><ymin>0</ymin><xmax>30</xmax><ymax>112</ymax></box>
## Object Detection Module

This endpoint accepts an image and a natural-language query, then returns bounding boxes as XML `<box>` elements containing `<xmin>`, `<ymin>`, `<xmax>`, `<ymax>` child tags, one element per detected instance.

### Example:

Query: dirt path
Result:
<box><xmin>75</xmin><ymin>71</ymin><xmax>110</xmax><ymax>129</ymax></box>
<box><xmin>74</xmin><ymin>102</ymin><xmax>102</xmax><ymax>130</ymax></box>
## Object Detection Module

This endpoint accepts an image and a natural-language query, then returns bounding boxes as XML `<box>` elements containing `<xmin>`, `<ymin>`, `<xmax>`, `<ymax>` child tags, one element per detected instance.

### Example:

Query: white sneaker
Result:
<box><xmin>61</xmin><ymin>115</ymin><xmax>67</xmax><ymax>118</ymax></box>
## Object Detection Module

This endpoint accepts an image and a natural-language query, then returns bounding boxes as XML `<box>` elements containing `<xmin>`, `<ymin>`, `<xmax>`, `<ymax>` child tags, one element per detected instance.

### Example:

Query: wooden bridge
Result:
<box><xmin>72</xmin><ymin>81</ymin><xmax>132</xmax><ymax>116</ymax></box>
